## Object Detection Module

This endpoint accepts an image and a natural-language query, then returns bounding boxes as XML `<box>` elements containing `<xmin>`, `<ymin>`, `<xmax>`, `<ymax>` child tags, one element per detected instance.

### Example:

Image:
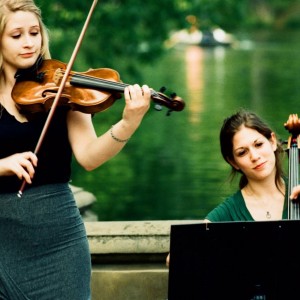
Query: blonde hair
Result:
<box><xmin>0</xmin><ymin>0</ymin><xmax>51</xmax><ymax>70</ymax></box>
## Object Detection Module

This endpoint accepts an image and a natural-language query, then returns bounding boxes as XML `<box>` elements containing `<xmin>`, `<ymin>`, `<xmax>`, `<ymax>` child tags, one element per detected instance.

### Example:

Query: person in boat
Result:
<box><xmin>166</xmin><ymin>109</ymin><xmax>300</xmax><ymax>267</ymax></box>
<box><xmin>0</xmin><ymin>0</ymin><xmax>151</xmax><ymax>299</ymax></box>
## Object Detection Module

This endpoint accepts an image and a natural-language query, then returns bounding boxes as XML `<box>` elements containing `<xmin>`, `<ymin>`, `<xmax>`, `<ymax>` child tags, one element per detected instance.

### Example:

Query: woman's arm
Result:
<box><xmin>67</xmin><ymin>84</ymin><xmax>151</xmax><ymax>170</ymax></box>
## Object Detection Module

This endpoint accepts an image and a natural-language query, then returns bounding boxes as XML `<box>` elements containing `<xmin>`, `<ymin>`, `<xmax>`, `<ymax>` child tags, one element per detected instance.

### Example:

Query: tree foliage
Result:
<box><xmin>35</xmin><ymin>0</ymin><xmax>182</xmax><ymax>80</ymax></box>
<box><xmin>34</xmin><ymin>0</ymin><xmax>300</xmax><ymax>78</ymax></box>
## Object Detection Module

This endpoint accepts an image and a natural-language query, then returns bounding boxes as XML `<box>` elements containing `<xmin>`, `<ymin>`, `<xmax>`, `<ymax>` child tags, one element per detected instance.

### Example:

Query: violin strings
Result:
<box><xmin>72</xmin><ymin>73</ymin><xmax>125</xmax><ymax>92</ymax></box>
<box><xmin>69</xmin><ymin>72</ymin><xmax>159</xmax><ymax>97</ymax></box>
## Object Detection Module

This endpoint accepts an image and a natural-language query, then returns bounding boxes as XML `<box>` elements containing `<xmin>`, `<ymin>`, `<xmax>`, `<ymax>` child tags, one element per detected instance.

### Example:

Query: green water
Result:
<box><xmin>71</xmin><ymin>30</ymin><xmax>300</xmax><ymax>221</ymax></box>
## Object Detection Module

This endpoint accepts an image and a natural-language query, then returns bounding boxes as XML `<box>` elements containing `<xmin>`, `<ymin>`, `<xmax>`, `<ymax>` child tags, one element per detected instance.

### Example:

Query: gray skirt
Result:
<box><xmin>0</xmin><ymin>183</ymin><xmax>91</xmax><ymax>300</ymax></box>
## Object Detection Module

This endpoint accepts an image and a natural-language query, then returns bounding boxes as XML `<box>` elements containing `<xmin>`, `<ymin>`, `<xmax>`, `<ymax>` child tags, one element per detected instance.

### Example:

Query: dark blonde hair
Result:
<box><xmin>220</xmin><ymin>109</ymin><xmax>285</xmax><ymax>190</ymax></box>
<box><xmin>0</xmin><ymin>0</ymin><xmax>50</xmax><ymax>71</ymax></box>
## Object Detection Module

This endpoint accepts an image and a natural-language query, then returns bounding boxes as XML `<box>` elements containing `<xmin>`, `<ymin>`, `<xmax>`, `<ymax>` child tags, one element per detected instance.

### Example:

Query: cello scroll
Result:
<box><xmin>284</xmin><ymin>113</ymin><xmax>300</xmax><ymax>220</ymax></box>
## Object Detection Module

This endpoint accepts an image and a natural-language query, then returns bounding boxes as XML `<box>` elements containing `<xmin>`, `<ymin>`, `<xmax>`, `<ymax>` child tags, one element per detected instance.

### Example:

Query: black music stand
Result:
<box><xmin>168</xmin><ymin>220</ymin><xmax>300</xmax><ymax>300</ymax></box>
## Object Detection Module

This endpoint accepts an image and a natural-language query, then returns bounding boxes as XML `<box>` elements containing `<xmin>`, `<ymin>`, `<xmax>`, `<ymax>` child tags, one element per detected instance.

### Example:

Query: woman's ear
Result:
<box><xmin>270</xmin><ymin>132</ymin><xmax>277</xmax><ymax>151</ymax></box>
<box><xmin>227</xmin><ymin>157</ymin><xmax>239</xmax><ymax>170</ymax></box>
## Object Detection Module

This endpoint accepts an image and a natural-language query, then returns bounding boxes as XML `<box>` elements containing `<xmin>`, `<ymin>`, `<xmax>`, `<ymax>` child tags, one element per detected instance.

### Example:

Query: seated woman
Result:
<box><xmin>167</xmin><ymin>109</ymin><xmax>300</xmax><ymax>267</ymax></box>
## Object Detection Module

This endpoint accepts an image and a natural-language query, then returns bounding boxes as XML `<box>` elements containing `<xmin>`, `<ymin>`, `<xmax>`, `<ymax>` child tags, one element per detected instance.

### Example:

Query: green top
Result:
<box><xmin>205</xmin><ymin>189</ymin><xmax>288</xmax><ymax>222</ymax></box>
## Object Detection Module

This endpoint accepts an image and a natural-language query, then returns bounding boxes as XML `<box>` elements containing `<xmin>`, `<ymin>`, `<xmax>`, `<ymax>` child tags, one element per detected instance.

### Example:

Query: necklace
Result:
<box><xmin>244</xmin><ymin>186</ymin><xmax>275</xmax><ymax>220</ymax></box>
<box><xmin>258</xmin><ymin>198</ymin><xmax>273</xmax><ymax>220</ymax></box>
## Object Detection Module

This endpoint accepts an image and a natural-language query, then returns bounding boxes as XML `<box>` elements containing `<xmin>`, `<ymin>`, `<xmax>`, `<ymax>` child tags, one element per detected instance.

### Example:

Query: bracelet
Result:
<box><xmin>110</xmin><ymin>125</ymin><xmax>130</xmax><ymax>143</ymax></box>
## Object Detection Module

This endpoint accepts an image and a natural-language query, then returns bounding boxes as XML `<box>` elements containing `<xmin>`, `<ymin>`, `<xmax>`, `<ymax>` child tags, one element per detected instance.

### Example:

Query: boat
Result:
<box><xmin>199</xmin><ymin>28</ymin><xmax>233</xmax><ymax>47</ymax></box>
<box><xmin>166</xmin><ymin>27</ymin><xmax>234</xmax><ymax>48</ymax></box>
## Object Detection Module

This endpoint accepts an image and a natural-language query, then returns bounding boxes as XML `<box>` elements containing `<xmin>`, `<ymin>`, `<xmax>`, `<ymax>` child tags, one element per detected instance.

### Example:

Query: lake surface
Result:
<box><xmin>71</xmin><ymin>30</ymin><xmax>300</xmax><ymax>221</ymax></box>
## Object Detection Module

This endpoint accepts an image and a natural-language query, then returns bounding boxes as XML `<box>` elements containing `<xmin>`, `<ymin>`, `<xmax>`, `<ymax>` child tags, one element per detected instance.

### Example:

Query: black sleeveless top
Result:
<box><xmin>0</xmin><ymin>106</ymin><xmax>72</xmax><ymax>193</ymax></box>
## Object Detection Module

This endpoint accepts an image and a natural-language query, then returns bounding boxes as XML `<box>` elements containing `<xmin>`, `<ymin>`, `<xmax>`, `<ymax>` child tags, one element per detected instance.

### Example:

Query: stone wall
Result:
<box><xmin>85</xmin><ymin>220</ymin><xmax>201</xmax><ymax>300</ymax></box>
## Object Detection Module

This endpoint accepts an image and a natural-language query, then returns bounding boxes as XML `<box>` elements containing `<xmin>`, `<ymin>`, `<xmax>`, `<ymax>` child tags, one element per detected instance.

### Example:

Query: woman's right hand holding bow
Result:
<box><xmin>0</xmin><ymin>152</ymin><xmax>37</xmax><ymax>184</ymax></box>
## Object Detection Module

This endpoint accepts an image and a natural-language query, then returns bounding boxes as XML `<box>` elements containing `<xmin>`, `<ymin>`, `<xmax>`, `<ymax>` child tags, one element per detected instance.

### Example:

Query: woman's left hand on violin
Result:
<box><xmin>123</xmin><ymin>84</ymin><xmax>151</xmax><ymax>128</ymax></box>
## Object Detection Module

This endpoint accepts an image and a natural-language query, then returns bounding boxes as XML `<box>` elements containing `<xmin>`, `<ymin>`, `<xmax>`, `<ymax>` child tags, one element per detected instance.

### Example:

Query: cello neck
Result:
<box><xmin>287</xmin><ymin>134</ymin><xmax>300</xmax><ymax>219</ymax></box>
<box><xmin>284</xmin><ymin>114</ymin><xmax>300</xmax><ymax>220</ymax></box>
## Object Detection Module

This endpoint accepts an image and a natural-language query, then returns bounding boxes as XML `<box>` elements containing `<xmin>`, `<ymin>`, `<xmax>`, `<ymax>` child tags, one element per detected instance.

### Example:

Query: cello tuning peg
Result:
<box><xmin>170</xmin><ymin>92</ymin><xmax>177</xmax><ymax>98</ymax></box>
<box><xmin>159</xmin><ymin>86</ymin><xmax>167</xmax><ymax>93</ymax></box>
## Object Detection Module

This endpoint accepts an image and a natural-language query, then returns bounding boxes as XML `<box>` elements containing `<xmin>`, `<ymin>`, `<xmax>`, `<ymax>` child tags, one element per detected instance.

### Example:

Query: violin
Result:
<box><xmin>12</xmin><ymin>58</ymin><xmax>185</xmax><ymax>115</ymax></box>
<box><xmin>284</xmin><ymin>114</ymin><xmax>300</xmax><ymax>220</ymax></box>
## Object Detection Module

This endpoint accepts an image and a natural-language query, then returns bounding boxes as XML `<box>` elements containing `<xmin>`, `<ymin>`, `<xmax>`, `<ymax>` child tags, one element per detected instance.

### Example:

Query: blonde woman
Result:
<box><xmin>0</xmin><ymin>0</ymin><xmax>151</xmax><ymax>298</ymax></box>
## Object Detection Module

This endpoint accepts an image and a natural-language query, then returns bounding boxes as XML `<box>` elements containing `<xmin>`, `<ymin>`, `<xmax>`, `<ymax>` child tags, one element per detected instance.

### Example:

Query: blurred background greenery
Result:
<box><xmin>33</xmin><ymin>0</ymin><xmax>300</xmax><ymax>221</ymax></box>
<box><xmin>35</xmin><ymin>0</ymin><xmax>300</xmax><ymax>78</ymax></box>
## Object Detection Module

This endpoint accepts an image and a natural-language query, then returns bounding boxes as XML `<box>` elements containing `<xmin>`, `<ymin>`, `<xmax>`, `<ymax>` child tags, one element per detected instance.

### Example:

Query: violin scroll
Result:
<box><xmin>151</xmin><ymin>89</ymin><xmax>184</xmax><ymax>115</ymax></box>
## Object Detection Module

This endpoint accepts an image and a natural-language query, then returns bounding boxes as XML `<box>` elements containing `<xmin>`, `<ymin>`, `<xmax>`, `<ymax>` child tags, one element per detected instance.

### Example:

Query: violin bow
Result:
<box><xmin>18</xmin><ymin>0</ymin><xmax>99</xmax><ymax>197</ymax></box>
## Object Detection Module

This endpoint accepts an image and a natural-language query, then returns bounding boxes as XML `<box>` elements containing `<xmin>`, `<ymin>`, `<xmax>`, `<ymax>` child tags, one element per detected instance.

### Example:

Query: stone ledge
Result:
<box><xmin>85</xmin><ymin>220</ymin><xmax>201</xmax><ymax>255</ymax></box>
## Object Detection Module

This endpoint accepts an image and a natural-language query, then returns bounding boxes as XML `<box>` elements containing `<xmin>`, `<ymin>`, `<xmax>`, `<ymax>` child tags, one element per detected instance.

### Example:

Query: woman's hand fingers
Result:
<box><xmin>125</xmin><ymin>84</ymin><xmax>151</xmax><ymax>102</ymax></box>
<box><xmin>290</xmin><ymin>185</ymin><xmax>300</xmax><ymax>200</ymax></box>
<box><xmin>166</xmin><ymin>253</ymin><xmax>170</xmax><ymax>268</ymax></box>
<box><xmin>0</xmin><ymin>152</ymin><xmax>38</xmax><ymax>184</ymax></box>
<box><xmin>123</xmin><ymin>84</ymin><xmax>151</xmax><ymax>125</ymax></box>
